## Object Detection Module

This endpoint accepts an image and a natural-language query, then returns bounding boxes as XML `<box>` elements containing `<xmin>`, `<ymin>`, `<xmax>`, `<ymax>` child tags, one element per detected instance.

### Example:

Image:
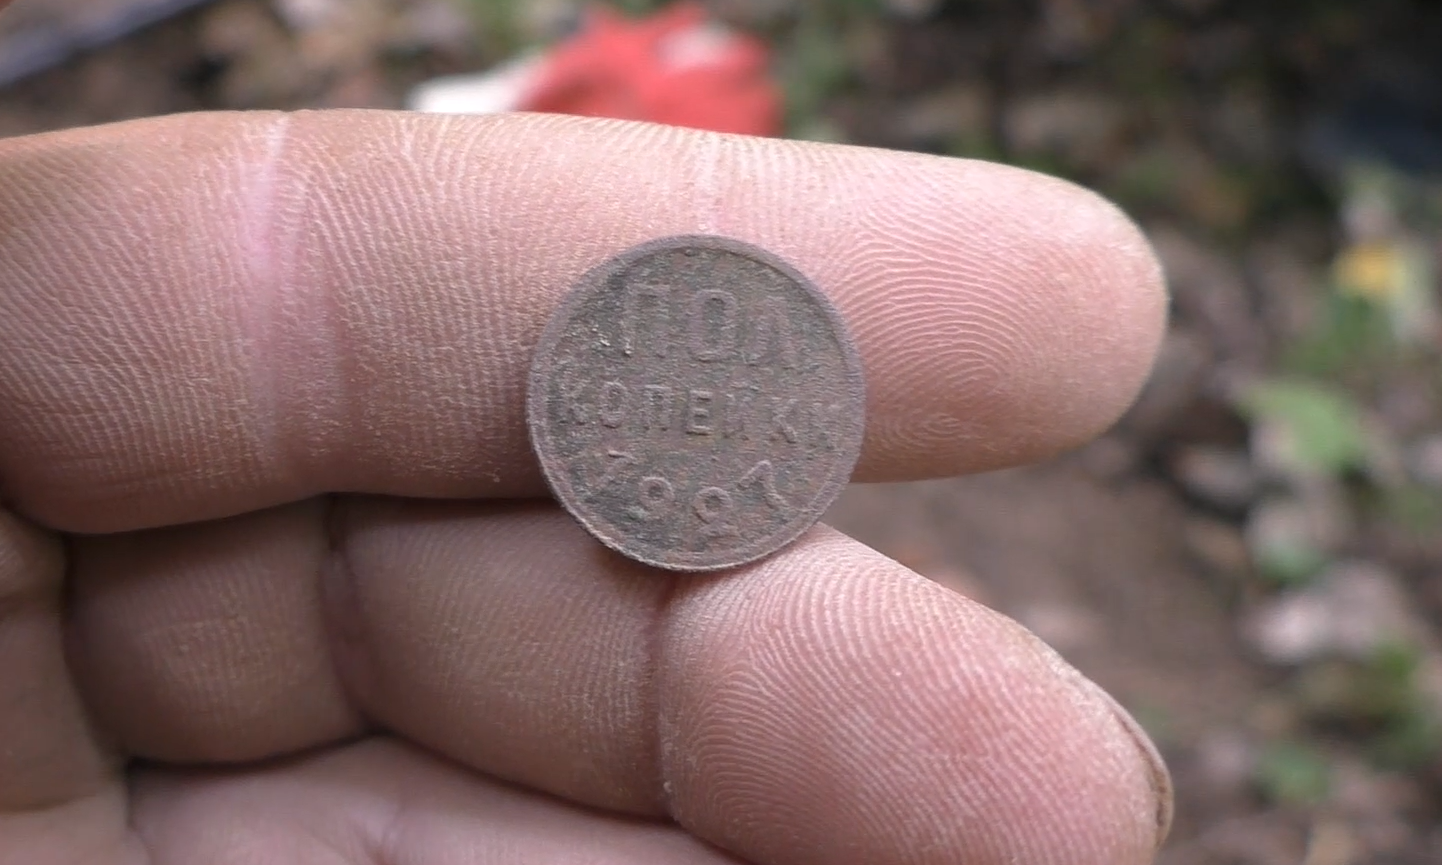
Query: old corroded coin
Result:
<box><xmin>527</xmin><ymin>235</ymin><xmax>865</xmax><ymax>572</ymax></box>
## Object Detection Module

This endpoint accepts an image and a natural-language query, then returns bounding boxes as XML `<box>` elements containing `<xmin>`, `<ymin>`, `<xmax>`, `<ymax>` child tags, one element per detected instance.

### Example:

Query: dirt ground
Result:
<box><xmin>3</xmin><ymin>1</ymin><xmax>1441</xmax><ymax>863</ymax></box>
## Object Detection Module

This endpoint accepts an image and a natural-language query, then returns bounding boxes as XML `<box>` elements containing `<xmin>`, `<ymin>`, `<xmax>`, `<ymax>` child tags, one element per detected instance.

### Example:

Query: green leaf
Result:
<box><xmin>1254</xmin><ymin>538</ymin><xmax>1328</xmax><ymax>586</ymax></box>
<box><xmin>1239</xmin><ymin>379</ymin><xmax>1370</xmax><ymax>475</ymax></box>
<box><xmin>1255</xmin><ymin>739</ymin><xmax>1332</xmax><ymax>805</ymax></box>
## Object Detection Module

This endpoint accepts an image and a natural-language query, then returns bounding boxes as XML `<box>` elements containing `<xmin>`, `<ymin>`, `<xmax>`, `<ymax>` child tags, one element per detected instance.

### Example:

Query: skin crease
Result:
<box><xmin>0</xmin><ymin>108</ymin><xmax>1171</xmax><ymax>864</ymax></box>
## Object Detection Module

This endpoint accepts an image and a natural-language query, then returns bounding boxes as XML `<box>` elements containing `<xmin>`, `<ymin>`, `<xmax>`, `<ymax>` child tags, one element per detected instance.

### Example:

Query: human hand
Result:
<box><xmin>0</xmin><ymin>109</ymin><xmax>1170</xmax><ymax>864</ymax></box>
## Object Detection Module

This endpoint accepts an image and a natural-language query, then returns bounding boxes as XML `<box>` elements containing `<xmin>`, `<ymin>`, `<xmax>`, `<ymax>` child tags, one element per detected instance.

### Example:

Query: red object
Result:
<box><xmin>518</xmin><ymin>3</ymin><xmax>781</xmax><ymax>137</ymax></box>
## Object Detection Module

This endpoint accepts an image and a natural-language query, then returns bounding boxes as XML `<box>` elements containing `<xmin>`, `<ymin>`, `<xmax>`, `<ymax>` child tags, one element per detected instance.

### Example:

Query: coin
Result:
<box><xmin>526</xmin><ymin>235</ymin><xmax>866</xmax><ymax>572</ymax></box>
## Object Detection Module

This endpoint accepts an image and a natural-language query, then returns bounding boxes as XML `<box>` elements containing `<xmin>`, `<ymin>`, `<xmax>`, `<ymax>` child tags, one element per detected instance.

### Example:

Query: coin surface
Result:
<box><xmin>527</xmin><ymin>235</ymin><xmax>866</xmax><ymax>572</ymax></box>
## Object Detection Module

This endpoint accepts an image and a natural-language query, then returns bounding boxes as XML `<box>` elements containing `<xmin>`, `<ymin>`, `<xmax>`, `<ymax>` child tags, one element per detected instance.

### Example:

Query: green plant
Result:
<box><xmin>1237</xmin><ymin>378</ymin><xmax>1370</xmax><ymax>476</ymax></box>
<box><xmin>1294</xmin><ymin>645</ymin><xmax>1442</xmax><ymax>771</ymax></box>
<box><xmin>1358</xmin><ymin>644</ymin><xmax>1442</xmax><ymax>769</ymax></box>
<box><xmin>1255</xmin><ymin>738</ymin><xmax>1332</xmax><ymax>805</ymax></box>
<box><xmin>463</xmin><ymin>0</ymin><xmax>528</xmax><ymax>57</ymax></box>
<box><xmin>777</xmin><ymin>8</ymin><xmax>854</xmax><ymax>140</ymax></box>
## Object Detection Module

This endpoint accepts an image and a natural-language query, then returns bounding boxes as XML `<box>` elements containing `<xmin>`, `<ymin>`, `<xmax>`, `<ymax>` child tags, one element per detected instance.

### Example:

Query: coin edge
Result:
<box><xmin>526</xmin><ymin>234</ymin><xmax>867</xmax><ymax>572</ymax></box>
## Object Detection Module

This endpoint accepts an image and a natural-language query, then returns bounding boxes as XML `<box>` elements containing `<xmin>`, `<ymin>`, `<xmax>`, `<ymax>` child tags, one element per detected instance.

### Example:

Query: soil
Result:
<box><xmin>3</xmin><ymin>1</ymin><xmax>1441</xmax><ymax>863</ymax></box>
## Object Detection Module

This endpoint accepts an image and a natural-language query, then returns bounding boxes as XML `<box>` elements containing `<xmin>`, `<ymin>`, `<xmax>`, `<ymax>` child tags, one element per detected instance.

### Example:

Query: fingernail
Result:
<box><xmin>1095</xmin><ymin>685</ymin><xmax>1174</xmax><ymax>851</ymax></box>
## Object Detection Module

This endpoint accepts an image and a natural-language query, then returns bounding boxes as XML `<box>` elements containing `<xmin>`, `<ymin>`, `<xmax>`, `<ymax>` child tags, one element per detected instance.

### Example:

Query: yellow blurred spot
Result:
<box><xmin>1334</xmin><ymin>241</ymin><xmax>1400</xmax><ymax>300</ymax></box>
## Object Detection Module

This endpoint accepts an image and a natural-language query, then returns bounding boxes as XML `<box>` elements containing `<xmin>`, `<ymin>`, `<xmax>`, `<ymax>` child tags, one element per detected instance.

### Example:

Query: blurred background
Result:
<box><xmin>2</xmin><ymin>1</ymin><xmax>1441</xmax><ymax>862</ymax></box>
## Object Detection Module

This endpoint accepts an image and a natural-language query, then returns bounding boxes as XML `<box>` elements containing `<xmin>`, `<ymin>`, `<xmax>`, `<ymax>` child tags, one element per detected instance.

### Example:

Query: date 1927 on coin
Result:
<box><xmin>527</xmin><ymin>235</ymin><xmax>866</xmax><ymax>572</ymax></box>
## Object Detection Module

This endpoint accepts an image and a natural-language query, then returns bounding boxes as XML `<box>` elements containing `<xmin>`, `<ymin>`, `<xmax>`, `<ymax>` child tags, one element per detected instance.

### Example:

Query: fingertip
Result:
<box><xmin>836</xmin><ymin>157</ymin><xmax>1168</xmax><ymax>479</ymax></box>
<box><xmin>1016</xmin><ymin>174</ymin><xmax>1168</xmax><ymax>444</ymax></box>
<box><xmin>660</xmin><ymin>529</ymin><xmax>1166</xmax><ymax>865</ymax></box>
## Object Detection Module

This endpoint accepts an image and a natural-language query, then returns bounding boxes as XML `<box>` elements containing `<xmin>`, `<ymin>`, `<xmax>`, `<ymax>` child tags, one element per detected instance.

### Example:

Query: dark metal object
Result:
<box><xmin>527</xmin><ymin>235</ymin><xmax>865</xmax><ymax>572</ymax></box>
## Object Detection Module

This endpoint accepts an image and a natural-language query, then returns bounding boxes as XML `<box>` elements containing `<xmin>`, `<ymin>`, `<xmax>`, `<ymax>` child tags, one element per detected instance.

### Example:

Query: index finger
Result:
<box><xmin>0</xmin><ymin>111</ymin><xmax>1164</xmax><ymax>533</ymax></box>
